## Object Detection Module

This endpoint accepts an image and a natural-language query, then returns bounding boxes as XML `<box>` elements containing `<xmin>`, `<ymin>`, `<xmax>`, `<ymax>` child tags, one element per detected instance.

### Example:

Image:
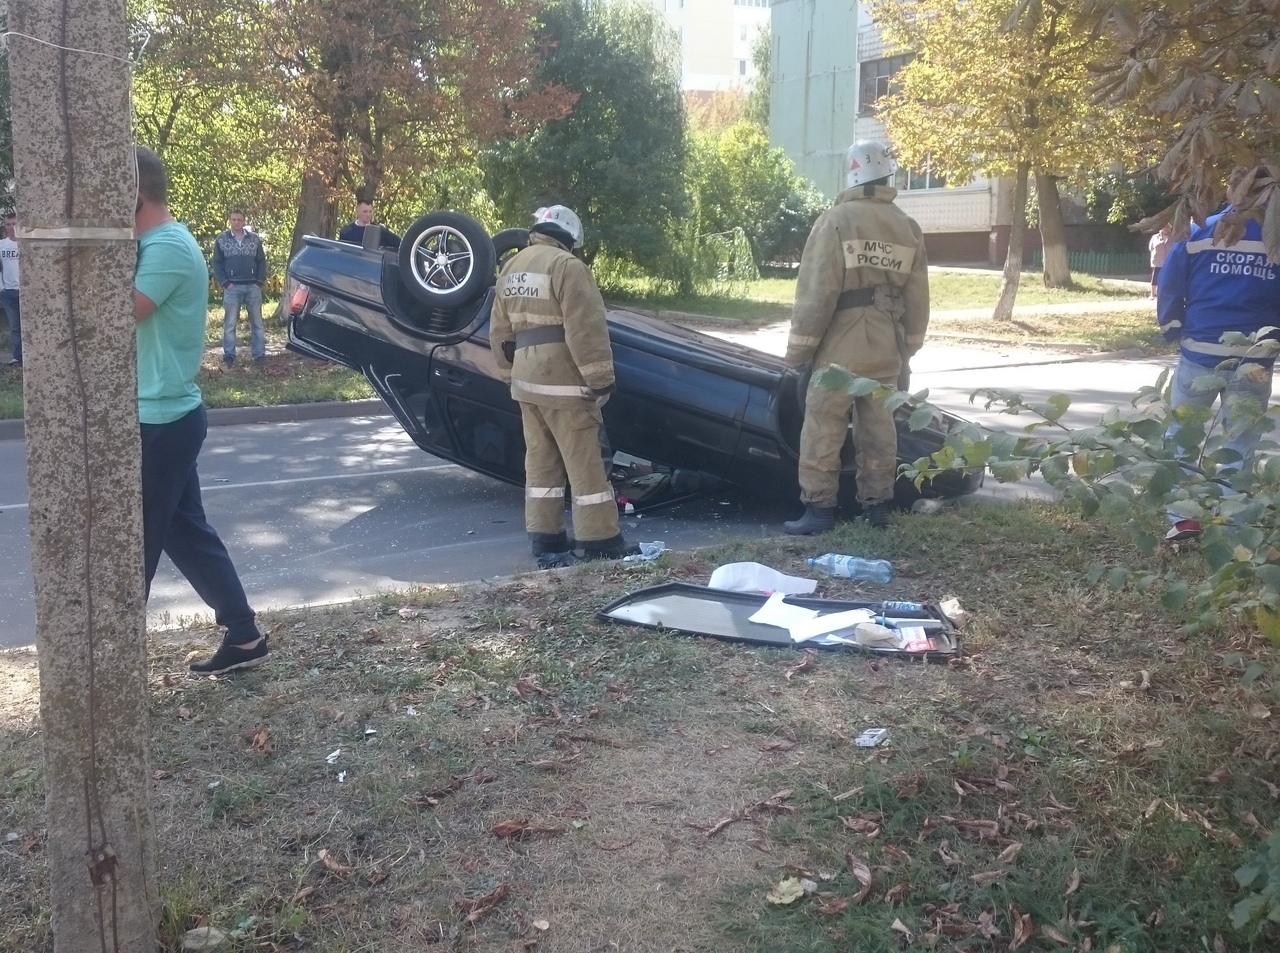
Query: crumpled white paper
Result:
<box><xmin>708</xmin><ymin>562</ymin><xmax>817</xmax><ymax>595</ymax></box>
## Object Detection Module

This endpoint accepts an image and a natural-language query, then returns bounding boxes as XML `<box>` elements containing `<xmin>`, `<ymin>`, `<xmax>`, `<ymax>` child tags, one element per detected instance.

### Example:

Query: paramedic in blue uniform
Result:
<box><xmin>1157</xmin><ymin>204</ymin><xmax>1280</xmax><ymax>539</ymax></box>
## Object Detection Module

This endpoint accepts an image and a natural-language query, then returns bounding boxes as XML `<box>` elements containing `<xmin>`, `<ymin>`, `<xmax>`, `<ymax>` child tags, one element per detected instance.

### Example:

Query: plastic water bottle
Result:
<box><xmin>807</xmin><ymin>554</ymin><xmax>893</xmax><ymax>583</ymax></box>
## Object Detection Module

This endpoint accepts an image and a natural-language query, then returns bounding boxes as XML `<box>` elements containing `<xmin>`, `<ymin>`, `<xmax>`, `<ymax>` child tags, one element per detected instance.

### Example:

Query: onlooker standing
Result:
<box><xmin>782</xmin><ymin>140</ymin><xmax>930</xmax><ymax>534</ymax></box>
<box><xmin>1148</xmin><ymin>224</ymin><xmax>1173</xmax><ymax>300</ymax></box>
<box><xmin>0</xmin><ymin>212</ymin><xmax>21</xmax><ymax>366</ymax></box>
<box><xmin>338</xmin><ymin>200</ymin><xmax>401</xmax><ymax>250</ymax></box>
<box><xmin>1157</xmin><ymin>203</ymin><xmax>1280</xmax><ymax>540</ymax></box>
<box><xmin>134</xmin><ymin>147</ymin><xmax>268</xmax><ymax>675</ymax></box>
<box><xmin>211</xmin><ymin>209</ymin><xmax>268</xmax><ymax>365</ymax></box>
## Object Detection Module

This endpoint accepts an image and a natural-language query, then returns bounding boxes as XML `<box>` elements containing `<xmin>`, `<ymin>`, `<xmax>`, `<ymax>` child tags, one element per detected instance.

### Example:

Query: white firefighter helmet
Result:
<box><xmin>846</xmin><ymin>140</ymin><xmax>897</xmax><ymax>188</ymax></box>
<box><xmin>532</xmin><ymin>204</ymin><xmax>584</xmax><ymax>249</ymax></box>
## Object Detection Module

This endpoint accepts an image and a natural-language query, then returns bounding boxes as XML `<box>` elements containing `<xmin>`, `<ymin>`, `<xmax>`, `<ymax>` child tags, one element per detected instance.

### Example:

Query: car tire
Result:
<box><xmin>399</xmin><ymin>211</ymin><xmax>496</xmax><ymax>308</ymax></box>
<box><xmin>491</xmin><ymin>227</ymin><xmax>529</xmax><ymax>272</ymax></box>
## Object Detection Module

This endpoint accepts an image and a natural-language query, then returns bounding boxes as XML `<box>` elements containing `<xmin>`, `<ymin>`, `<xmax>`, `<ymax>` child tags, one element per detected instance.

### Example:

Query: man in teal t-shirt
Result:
<box><xmin>134</xmin><ymin>146</ymin><xmax>267</xmax><ymax>676</ymax></box>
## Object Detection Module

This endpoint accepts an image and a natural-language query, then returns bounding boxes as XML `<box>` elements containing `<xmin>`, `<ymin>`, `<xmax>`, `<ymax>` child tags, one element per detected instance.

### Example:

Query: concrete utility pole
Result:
<box><xmin>8</xmin><ymin>0</ymin><xmax>159</xmax><ymax>948</ymax></box>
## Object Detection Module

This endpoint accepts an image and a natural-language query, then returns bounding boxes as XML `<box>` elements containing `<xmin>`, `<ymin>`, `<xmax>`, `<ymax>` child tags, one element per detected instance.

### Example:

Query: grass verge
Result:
<box><xmin>604</xmin><ymin>272</ymin><xmax>1151</xmax><ymax>327</ymax></box>
<box><xmin>0</xmin><ymin>308</ymin><xmax>375</xmax><ymax>420</ymax></box>
<box><xmin>2</xmin><ymin>500</ymin><xmax>1276</xmax><ymax>951</ymax></box>
<box><xmin>930</xmin><ymin>307</ymin><xmax>1171</xmax><ymax>353</ymax></box>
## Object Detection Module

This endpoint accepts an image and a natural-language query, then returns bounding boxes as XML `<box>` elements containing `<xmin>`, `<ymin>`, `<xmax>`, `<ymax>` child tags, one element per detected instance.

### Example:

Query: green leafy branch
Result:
<box><xmin>813</xmin><ymin>361</ymin><xmax>1280</xmax><ymax>640</ymax></box>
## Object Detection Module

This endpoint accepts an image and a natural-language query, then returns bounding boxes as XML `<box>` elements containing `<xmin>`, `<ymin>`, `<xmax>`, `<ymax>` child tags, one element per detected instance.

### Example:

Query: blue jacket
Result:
<box><xmin>211</xmin><ymin>229</ymin><xmax>268</xmax><ymax>287</ymax></box>
<box><xmin>1157</xmin><ymin>208</ymin><xmax>1280</xmax><ymax>367</ymax></box>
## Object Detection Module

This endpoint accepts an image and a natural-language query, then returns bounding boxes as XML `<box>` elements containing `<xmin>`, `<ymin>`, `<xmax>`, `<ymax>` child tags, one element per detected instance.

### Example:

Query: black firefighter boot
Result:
<box><xmin>782</xmin><ymin>505</ymin><xmax>836</xmax><ymax>536</ymax></box>
<box><xmin>863</xmin><ymin>502</ymin><xmax>892</xmax><ymax>529</ymax></box>
<box><xmin>531</xmin><ymin>531</ymin><xmax>578</xmax><ymax>569</ymax></box>
<box><xmin>580</xmin><ymin>533</ymin><xmax>641</xmax><ymax>560</ymax></box>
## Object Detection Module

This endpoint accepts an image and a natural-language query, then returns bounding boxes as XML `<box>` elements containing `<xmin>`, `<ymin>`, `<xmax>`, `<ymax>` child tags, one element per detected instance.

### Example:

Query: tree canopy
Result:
<box><xmin>132</xmin><ymin>0</ymin><xmax>571</xmax><ymax>250</ymax></box>
<box><xmin>685</xmin><ymin>121</ymin><xmax>825</xmax><ymax>267</ymax></box>
<box><xmin>1059</xmin><ymin>0</ymin><xmax>1280</xmax><ymax>256</ymax></box>
<box><xmin>870</xmin><ymin>0</ymin><xmax>1150</xmax><ymax>308</ymax></box>
<box><xmin>870</xmin><ymin>0</ymin><xmax>1146</xmax><ymax>188</ymax></box>
<box><xmin>482</xmin><ymin>0</ymin><xmax>687</xmax><ymax>267</ymax></box>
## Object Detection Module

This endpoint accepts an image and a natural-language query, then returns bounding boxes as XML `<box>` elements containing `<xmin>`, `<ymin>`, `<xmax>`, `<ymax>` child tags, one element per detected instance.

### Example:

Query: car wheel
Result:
<box><xmin>491</xmin><ymin>227</ymin><xmax>529</xmax><ymax>272</ymax></box>
<box><xmin>399</xmin><ymin>211</ymin><xmax>496</xmax><ymax>308</ymax></box>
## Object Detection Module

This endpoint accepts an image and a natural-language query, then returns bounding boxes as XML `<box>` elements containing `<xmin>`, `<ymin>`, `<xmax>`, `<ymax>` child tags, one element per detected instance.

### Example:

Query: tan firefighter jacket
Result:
<box><xmin>490</xmin><ymin>233</ymin><xmax>615</xmax><ymax>409</ymax></box>
<box><xmin>785</xmin><ymin>185</ymin><xmax>930</xmax><ymax>381</ymax></box>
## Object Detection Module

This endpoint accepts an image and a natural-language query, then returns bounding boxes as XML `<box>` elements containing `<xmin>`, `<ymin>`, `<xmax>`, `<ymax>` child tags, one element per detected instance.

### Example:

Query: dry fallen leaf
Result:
<box><xmin>1248</xmin><ymin>703</ymin><xmax>1272</xmax><ymax>720</ymax></box>
<box><xmin>970</xmin><ymin>869</ymin><xmax>1007</xmax><ymax>886</ymax></box>
<box><xmin>1009</xmin><ymin>907</ymin><xmax>1034</xmax><ymax>950</ymax></box>
<box><xmin>784</xmin><ymin>654</ymin><xmax>818</xmax><ymax>681</ymax></box>
<box><xmin>177</xmin><ymin>707</ymin><xmax>192</xmax><ymax>720</ymax></box>
<box><xmin>937</xmin><ymin>841</ymin><xmax>964</xmax><ymax>867</ymax></box>
<box><xmin>759</xmin><ymin>739</ymin><xmax>796</xmax><ymax>752</ymax></box>
<box><xmin>884</xmin><ymin>881</ymin><xmax>911</xmax><ymax>905</ymax></box>
<box><xmin>152</xmin><ymin>769</ymin><xmax>172</xmax><ymax>781</ymax></box>
<box><xmin>246</xmin><ymin>723</ymin><xmax>273</xmax><ymax>755</ymax></box>
<box><xmin>1065</xmin><ymin>868</ymin><xmax>1081</xmax><ymax>896</ymax></box>
<box><xmin>317</xmin><ymin>849</ymin><xmax>355</xmax><ymax>875</ymax></box>
<box><xmin>766</xmin><ymin>876</ymin><xmax>806</xmax><ymax>906</ymax></box>
<box><xmin>840</xmin><ymin>816</ymin><xmax>881</xmax><ymax>838</ymax></box>
<box><xmin>997</xmin><ymin>841</ymin><xmax>1023</xmax><ymax>863</ymax></box>
<box><xmin>890</xmin><ymin>918</ymin><xmax>914</xmax><ymax>941</ymax></box>
<box><xmin>532</xmin><ymin>920</ymin><xmax>550</xmax><ymax>931</ymax></box>
<box><xmin>457</xmin><ymin>883</ymin><xmax>509</xmax><ymax>923</ymax></box>
<box><xmin>397</xmin><ymin>606</ymin><xmax>420</xmax><ymax>620</ymax></box>
<box><xmin>881</xmin><ymin>845</ymin><xmax>912</xmax><ymax>864</ymax></box>
<box><xmin>817</xmin><ymin>897</ymin><xmax>850</xmax><ymax>916</ymax></box>
<box><xmin>491</xmin><ymin>819</ymin><xmax>531</xmax><ymax>839</ymax></box>
<box><xmin>975</xmin><ymin>909</ymin><xmax>1001</xmax><ymax>940</ymax></box>
<box><xmin>292</xmin><ymin>885</ymin><xmax>316</xmax><ymax>904</ymax></box>
<box><xmin>758</xmin><ymin>789</ymin><xmax>795</xmax><ymax>812</ymax></box>
<box><xmin>846</xmin><ymin>852</ymin><xmax>873</xmax><ymax>904</ymax></box>
<box><xmin>1040</xmin><ymin>923</ymin><xmax>1071</xmax><ymax>944</ymax></box>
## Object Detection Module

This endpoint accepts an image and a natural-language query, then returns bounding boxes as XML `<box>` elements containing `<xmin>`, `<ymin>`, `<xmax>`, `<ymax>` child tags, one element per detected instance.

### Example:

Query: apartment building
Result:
<box><xmin>645</xmin><ymin>0</ymin><xmax>772</xmax><ymax>91</ymax></box>
<box><xmin>766</xmin><ymin>1</ymin><xmax>1014</xmax><ymax>262</ymax></box>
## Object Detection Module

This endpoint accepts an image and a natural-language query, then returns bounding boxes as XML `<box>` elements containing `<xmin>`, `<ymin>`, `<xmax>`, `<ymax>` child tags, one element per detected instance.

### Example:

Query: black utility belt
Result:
<box><xmin>515</xmin><ymin>326</ymin><xmax>567</xmax><ymax>349</ymax></box>
<box><xmin>836</xmin><ymin>288</ymin><xmax>877</xmax><ymax>310</ymax></box>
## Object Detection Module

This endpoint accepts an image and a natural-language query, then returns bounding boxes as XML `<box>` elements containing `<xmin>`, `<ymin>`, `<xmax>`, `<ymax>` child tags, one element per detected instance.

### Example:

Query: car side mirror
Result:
<box><xmin>362</xmin><ymin>225</ymin><xmax>382</xmax><ymax>252</ymax></box>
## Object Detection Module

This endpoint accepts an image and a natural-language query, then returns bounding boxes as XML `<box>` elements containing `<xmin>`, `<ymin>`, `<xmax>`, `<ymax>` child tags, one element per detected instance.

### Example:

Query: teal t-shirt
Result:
<box><xmin>135</xmin><ymin>220</ymin><xmax>208</xmax><ymax>424</ymax></box>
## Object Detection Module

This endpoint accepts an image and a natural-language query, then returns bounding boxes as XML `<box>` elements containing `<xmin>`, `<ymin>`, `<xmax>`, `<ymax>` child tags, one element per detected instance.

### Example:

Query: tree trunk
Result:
<box><xmin>9</xmin><ymin>0</ymin><xmax>159</xmax><ymax>950</ymax></box>
<box><xmin>994</xmin><ymin>162</ymin><xmax>1031</xmax><ymax>322</ymax></box>
<box><xmin>1035</xmin><ymin>168</ymin><xmax>1073</xmax><ymax>289</ymax></box>
<box><xmin>290</xmin><ymin>169</ymin><xmax>336</xmax><ymax>258</ymax></box>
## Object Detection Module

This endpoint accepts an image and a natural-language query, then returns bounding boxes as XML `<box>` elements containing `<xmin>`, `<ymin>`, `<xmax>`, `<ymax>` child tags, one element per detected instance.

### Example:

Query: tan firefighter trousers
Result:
<box><xmin>521</xmin><ymin>402</ymin><xmax>619</xmax><ymax>544</ymax></box>
<box><xmin>798</xmin><ymin>371</ymin><xmax>898</xmax><ymax>507</ymax></box>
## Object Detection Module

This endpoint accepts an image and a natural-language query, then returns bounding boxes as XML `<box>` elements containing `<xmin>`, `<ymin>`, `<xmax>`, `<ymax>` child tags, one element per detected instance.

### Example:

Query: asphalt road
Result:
<box><xmin>0</xmin><ymin>338</ymin><xmax>1176</xmax><ymax>648</ymax></box>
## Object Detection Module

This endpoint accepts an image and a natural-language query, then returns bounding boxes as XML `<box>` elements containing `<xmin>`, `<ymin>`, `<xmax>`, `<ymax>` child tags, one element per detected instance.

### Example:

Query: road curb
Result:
<box><xmin>0</xmin><ymin>398</ymin><xmax>389</xmax><ymax>442</ymax></box>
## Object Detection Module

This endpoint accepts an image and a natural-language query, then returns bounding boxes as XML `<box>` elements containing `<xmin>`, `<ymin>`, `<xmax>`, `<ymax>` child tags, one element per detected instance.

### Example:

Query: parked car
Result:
<box><xmin>284</xmin><ymin>211</ymin><xmax>984</xmax><ymax>510</ymax></box>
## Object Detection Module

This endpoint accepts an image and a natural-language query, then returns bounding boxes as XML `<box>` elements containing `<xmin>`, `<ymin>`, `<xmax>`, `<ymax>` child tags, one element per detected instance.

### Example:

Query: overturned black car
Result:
<box><xmin>284</xmin><ymin>211</ymin><xmax>984</xmax><ymax>510</ymax></box>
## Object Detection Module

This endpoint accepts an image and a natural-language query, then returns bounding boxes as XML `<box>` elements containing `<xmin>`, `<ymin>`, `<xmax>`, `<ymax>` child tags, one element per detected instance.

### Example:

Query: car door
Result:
<box><xmin>426</xmin><ymin>299</ymin><xmax>527</xmax><ymax>486</ymax></box>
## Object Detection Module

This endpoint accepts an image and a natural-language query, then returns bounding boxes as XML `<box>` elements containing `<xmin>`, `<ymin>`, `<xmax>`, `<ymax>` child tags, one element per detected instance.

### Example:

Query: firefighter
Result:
<box><xmin>490</xmin><ymin>205</ymin><xmax>636</xmax><ymax>563</ymax></box>
<box><xmin>782</xmin><ymin>140</ymin><xmax>931</xmax><ymax>534</ymax></box>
